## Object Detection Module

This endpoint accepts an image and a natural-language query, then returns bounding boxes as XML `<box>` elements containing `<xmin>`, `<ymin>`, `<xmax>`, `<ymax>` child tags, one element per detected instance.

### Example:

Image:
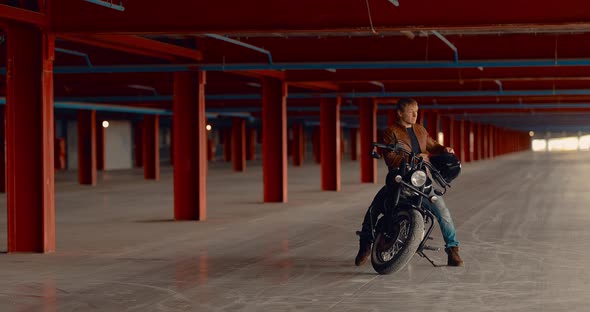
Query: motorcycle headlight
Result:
<box><xmin>411</xmin><ymin>170</ymin><xmax>427</xmax><ymax>187</ymax></box>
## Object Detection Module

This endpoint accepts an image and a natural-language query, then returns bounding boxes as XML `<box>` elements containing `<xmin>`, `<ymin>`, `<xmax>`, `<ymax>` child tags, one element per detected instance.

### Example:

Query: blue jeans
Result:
<box><xmin>422</xmin><ymin>189</ymin><xmax>459</xmax><ymax>248</ymax></box>
<box><xmin>360</xmin><ymin>183</ymin><xmax>459</xmax><ymax>249</ymax></box>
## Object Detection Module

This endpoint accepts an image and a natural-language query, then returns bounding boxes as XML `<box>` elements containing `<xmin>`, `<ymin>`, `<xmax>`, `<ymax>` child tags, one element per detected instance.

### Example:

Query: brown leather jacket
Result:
<box><xmin>382</xmin><ymin>122</ymin><xmax>446</xmax><ymax>169</ymax></box>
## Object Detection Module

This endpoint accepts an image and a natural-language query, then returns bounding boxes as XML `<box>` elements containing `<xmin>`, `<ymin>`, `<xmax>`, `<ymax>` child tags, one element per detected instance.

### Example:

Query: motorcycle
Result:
<box><xmin>364</xmin><ymin>139</ymin><xmax>453</xmax><ymax>275</ymax></box>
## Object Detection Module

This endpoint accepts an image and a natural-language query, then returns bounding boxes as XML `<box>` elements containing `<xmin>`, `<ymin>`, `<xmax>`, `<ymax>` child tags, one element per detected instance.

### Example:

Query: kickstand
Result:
<box><xmin>417</xmin><ymin>251</ymin><xmax>441</xmax><ymax>267</ymax></box>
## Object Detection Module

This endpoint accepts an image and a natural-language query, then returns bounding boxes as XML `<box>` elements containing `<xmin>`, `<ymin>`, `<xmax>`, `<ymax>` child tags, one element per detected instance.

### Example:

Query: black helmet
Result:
<box><xmin>429</xmin><ymin>153</ymin><xmax>461</xmax><ymax>183</ymax></box>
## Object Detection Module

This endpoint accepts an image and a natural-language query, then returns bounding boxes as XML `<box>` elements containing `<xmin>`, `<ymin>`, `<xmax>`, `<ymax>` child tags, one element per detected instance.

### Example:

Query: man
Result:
<box><xmin>354</xmin><ymin>98</ymin><xmax>464</xmax><ymax>267</ymax></box>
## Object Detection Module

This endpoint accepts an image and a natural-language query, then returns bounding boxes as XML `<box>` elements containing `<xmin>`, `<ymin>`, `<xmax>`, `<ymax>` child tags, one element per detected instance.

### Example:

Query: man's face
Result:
<box><xmin>398</xmin><ymin>102</ymin><xmax>419</xmax><ymax>126</ymax></box>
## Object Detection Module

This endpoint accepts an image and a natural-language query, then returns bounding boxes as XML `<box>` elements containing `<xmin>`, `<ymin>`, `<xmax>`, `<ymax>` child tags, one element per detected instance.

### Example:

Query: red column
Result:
<box><xmin>441</xmin><ymin>116</ymin><xmax>453</xmax><ymax>146</ymax></box>
<box><xmin>387</xmin><ymin>109</ymin><xmax>397</xmax><ymax>127</ymax></box>
<box><xmin>96</xmin><ymin>121</ymin><xmax>105</xmax><ymax>170</ymax></box>
<box><xmin>78</xmin><ymin>110</ymin><xmax>97</xmax><ymax>185</ymax></box>
<box><xmin>312</xmin><ymin>126</ymin><xmax>321</xmax><ymax>164</ymax></box>
<box><xmin>231</xmin><ymin>117</ymin><xmax>246</xmax><ymax>172</ymax></box>
<box><xmin>459</xmin><ymin>120</ymin><xmax>469</xmax><ymax>163</ymax></box>
<box><xmin>463</xmin><ymin>120</ymin><xmax>472</xmax><ymax>163</ymax></box>
<box><xmin>473</xmin><ymin>123</ymin><xmax>481</xmax><ymax>161</ymax></box>
<box><xmin>223</xmin><ymin>128</ymin><xmax>231</xmax><ymax>162</ymax></box>
<box><xmin>350</xmin><ymin>128</ymin><xmax>358</xmax><ymax>161</ymax></box>
<box><xmin>359</xmin><ymin>98</ymin><xmax>377</xmax><ymax>183</ymax></box>
<box><xmin>207</xmin><ymin>139</ymin><xmax>214</xmax><ymax>161</ymax></box>
<box><xmin>262</xmin><ymin>77</ymin><xmax>288</xmax><ymax>202</ymax></box>
<box><xmin>423</xmin><ymin>111</ymin><xmax>439</xmax><ymax>139</ymax></box>
<box><xmin>246</xmin><ymin>128</ymin><xmax>256</xmax><ymax>161</ymax></box>
<box><xmin>488</xmin><ymin>125</ymin><xmax>495</xmax><ymax>159</ymax></box>
<box><xmin>454</xmin><ymin>120</ymin><xmax>464</xmax><ymax>163</ymax></box>
<box><xmin>173</xmin><ymin>71</ymin><xmax>207</xmax><ymax>220</ymax></box>
<box><xmin>320</xmin><ymin>98</ymin><xmax>341</xmax><ymax>191</ymax></box>
<box><xmin>292</xmin><ymin>123</ymin><xmax>304</xmax><ymax>166</ymax></box>
<box><xmin>143</xmin><ymin>115</ymin><xmax>160</xmax><ymax>180</ymax></box>
<box><xmin>482</xmin><ymin>124</ymin><xmax>489</xmax><ymax>159</ymax></box>
<box><xmin>5</xmin><ymin>25</ymin><xmax>55</xmax><ymax>252</ymax></box>
<box><xmin>0</xmin><ymin>107</ymin><xmax>5</xmax><ymax>193</ymax></box>
<box><xmin>54</xmin><ymin>138</ymin><xmax>66</xmax><ymax>170</ymax></box>
<box><xmin>134</xmin><ymin>120</ymin><xmax>143</xmax><ymax>167</ymax></box>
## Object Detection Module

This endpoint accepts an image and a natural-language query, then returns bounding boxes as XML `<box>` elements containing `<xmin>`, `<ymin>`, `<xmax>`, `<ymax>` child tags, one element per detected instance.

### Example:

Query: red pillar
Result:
<box><xmin>143</xmin><ymin>115</ymin><xmax>160</xmax><ymax>180</ymax></box>
<box><xmin>231</xmin><ymin>117</ymin><xmax>246</xmax><ymax>172</ymax></box>
<box><xmin>423</xmin><ymin>112</ymin><xmax>439</xmax><ymax>139</ymax></box>
<box><xmin>5</xmin><ymin>25</ymin><xmax>55</xmax><ymax>252</ymax></box>
<box><xmin>134</xmin><ymin>120</ymin><xmax>143</xmax><ymax>167</ymax></box>
<box><xmin>454</xmin><ymin>120</ymin><xmax>464</xmax><ymax>163</ymax></box>
<box><xmin>292</xmin><ymin>123</ymin><xmax>304</xmax><ymax>166</ymax></box>
<box><xmin>207</xmin><ymin>139</ymin><xmax>214</xmax><ymax>161</ymax></box>
<box><xmin>359</xmin><ymin>98</ymin><xmax>377</xmax><ymax>183</ymax></box>
<box><xmin>96</xmin><ymin>121</ymin><xmax>105</xmax><ymax>171</ymax></box>
<box><xmin>489</xmin><ymin>125</ymin><xmax>495</xmax><ymax>159</ymax></box>
<box><xmin>441</xmin><ymin>116</ymin><xmax>453</xmax><ymax>146</ymax></box>
<box><xmin>262</xmin><ymin>77</ymin><xmax>288</xmax><ymax>202</ymax></box>
<box><xmin>473</xmin><ymin>123</ymin><xmax>481</xmax><ymax>161</ymax></box>
<box><xmin>350</xmin><ymin>128</ymin><xmax>358</xmax><ymax>161</ymax></box>
<box><xmin>223</xmin><ymin>128</ymin><xmax>231</xmax><ymax>162</ymax></box>
<box><xmin>387</xmin><ymin>109</ymin><xmax>397</xmax><ymax>127</ymax></box>
<box><xmin>463</xmin><ymin>120</ymin><xmax>472</xmax><ymax>163</ymax></box>
<box><xmin>312</xmin><ymin>126</ymin><xmax>321</xmax><ymax>164</ymax></box>
<box><xmin>458</xmin><ymin>120</ymin><xmax>469</xmax><ymax>163</ymax></box>
<box><xmin>0</xmin><ymin>107</ymin><xmax>5</xmax><ymax>193</ymax></box>
<box><xmin>173</xmin><ymin>71</ymin><xmax>207</xmax><ymax>220</ymax></box>
<box><xmin>246</xmin><ymin>128</ymin><xmax>256</xmax><ymax>161</ymax></box>
<box><xmin>320</xmin><ymin>98</ymin><xmax>341</xmax><ymax>191</ymax></box>
<box><xmin>78</xmin><ymin>110</ymin><xmax>97</xmax><ymax>185</ymax></box>
<box><xmin>482</xmin><ymin>124</ymin><xmax>489</xmax><ymax>159</ymax></box>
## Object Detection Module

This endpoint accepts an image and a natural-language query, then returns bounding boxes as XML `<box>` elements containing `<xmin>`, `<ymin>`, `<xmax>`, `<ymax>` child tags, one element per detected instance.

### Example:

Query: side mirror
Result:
<box><xmin>370</xmin><ymin>150</ymin><xmax>382</xmax><ymax>159</ymax></box>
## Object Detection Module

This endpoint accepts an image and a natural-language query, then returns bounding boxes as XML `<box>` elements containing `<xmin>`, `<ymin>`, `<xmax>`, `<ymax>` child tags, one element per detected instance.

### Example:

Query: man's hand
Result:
<box><xmin>418</xmin><ymin>153</ymin><xmax>430</xmax><ymax>162</ymax></box>
<box><xmin>445</xmin><ymin>147</ymin><xmax>455</xmax><ymax>154</ymax></box>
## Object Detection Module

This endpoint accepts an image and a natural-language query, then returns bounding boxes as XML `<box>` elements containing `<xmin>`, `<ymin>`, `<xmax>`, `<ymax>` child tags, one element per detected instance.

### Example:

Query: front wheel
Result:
<box><xmin>371</xmin><ymin>209</ymin><xmax>424</xmax><ymax>275</ymax></box>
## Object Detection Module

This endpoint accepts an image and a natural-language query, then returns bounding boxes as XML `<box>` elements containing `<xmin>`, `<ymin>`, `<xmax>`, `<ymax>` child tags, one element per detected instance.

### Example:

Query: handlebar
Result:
<box><xmin>371</xmin><ymin>142</ymin><xmax>450</xmax><ymax>189</ymax></box>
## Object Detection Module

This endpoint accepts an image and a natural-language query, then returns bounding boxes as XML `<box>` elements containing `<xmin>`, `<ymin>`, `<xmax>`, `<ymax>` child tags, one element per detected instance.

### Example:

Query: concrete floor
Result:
<box><xmin>0</xmin><ymin>151</ymin><xmax>589</xmax><ymax>311</ymax></box>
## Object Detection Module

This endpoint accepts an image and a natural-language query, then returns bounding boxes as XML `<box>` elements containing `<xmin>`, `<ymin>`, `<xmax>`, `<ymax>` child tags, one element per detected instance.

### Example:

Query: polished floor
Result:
<box><xmin>0</xmin><ymin>151</ymin><xmax>589</xmax><ymax>311</ymax></box>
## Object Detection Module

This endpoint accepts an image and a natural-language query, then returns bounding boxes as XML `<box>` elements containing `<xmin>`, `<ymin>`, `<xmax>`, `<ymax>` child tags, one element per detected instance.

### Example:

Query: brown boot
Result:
<box><xmin>445</xmin><ymin>247</ymin><xmax>464</xmax><ymax>266</ymax></box>
<box><xmin>354</xmin><ymin>239</ymin><xmax>372</xmax><ymax>266</ymax></box>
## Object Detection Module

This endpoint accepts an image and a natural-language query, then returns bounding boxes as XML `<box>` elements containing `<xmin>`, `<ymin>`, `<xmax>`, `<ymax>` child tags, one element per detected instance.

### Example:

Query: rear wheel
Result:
<box><xmin>370</xmin><ymin>209</ymin><xmax>424</xmax><ymax>275</ymax></box>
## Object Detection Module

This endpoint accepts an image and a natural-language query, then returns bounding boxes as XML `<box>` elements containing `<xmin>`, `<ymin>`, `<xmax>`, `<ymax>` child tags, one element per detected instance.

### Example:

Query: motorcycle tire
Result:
<box><xmin>370</xmin><ymin>209</ymin><xmax>424</xmax><ymax>275</ymax></box>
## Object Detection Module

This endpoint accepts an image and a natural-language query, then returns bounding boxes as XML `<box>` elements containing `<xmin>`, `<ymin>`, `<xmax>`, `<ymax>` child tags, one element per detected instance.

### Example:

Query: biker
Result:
<box><xmin>354</xmin><ymin>98</ymin><xmax>464</xmax><ymax>267</ymax></box>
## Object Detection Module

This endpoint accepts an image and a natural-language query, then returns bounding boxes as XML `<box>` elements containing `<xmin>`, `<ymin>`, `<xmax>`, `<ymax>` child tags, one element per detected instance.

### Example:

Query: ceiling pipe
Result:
<box><xmin>205</xmin><ymin>34</ymin><xmax>273</xmax><ymax>64</ymax></box>
<box><xmin>84</xmin><ymin>0</ymin><xmax>125</xmax><ymax>11</ymax></box>
<box><xmin>431</xmin><ymin>30</ymin><xmax>459</xmax><ymax>63</ymax></box>
<box><xmin>55</xmin><ymin>47</ymin><xmax>93</xmax><ymax>67</ymax></box>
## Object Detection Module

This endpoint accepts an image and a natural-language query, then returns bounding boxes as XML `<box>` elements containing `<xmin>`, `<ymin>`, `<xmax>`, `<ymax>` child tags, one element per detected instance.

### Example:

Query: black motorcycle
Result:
<box><xmin>366</xmin><ymin>140</ymin><xmax>452</xmax><ymax>275</ymax></box>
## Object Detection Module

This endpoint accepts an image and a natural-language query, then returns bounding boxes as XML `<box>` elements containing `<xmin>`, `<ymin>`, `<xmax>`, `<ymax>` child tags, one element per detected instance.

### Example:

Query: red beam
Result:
<box><xmin>0</xmin><ymin>4</ymin><xmax>46</xmax><ymax>26</ymax></box>
<box><xmin>289</xmin><ymin>81</ymin><xmax>340</xmax><ymax>91</ymax></box>
<box><xmin>59</xmin><ymin>34</ymin><xmax>203</xmax><ymax>61</ymax></box>
<box><xmin>229</xmin><ymin>70</ymin><xmax>285</xmax><ymax>80</ymax></box>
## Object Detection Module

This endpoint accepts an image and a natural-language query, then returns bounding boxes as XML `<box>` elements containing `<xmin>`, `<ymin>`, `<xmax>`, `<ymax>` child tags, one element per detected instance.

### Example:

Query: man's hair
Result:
<box><xmin>396</xmin><ymin>98</ymin><xmax>417</xmax><ymax>112</ymax></box>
